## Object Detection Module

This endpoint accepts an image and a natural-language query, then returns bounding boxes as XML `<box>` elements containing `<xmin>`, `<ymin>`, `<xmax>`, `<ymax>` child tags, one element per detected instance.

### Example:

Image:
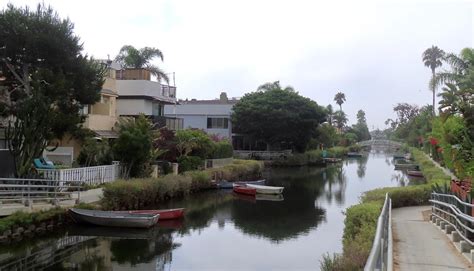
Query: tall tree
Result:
<box><xmin>333</xmin><ymin>110</ymin><xmax>348</xmax><ymax>131</ymax></box>
<box><xmin>0</xmin><ymin>4</ymin><xmax>104</xmax><ymax>176</ymax></box>
<box><xmin>326</xmin><ymin>104</ymin><xmax>334</xmax><ymax>126</ymax></box>
<box><xmin>353</xmin><ymin>110</ymin><xmax>370</xmax><ymax>141</ymax></box>
<box><xmin>422</xmin><ymin>45</ymin><xmax>445</xmax><ymax>115</ymax></box>
<box><xmin>438</xmin><ymin>83</ymin><xmax>460</xmax><ymax>116</ymax></box>
<box><xmin>334</xmin><ymin>92</ymin><xmax>346</xmax><ymax>111</ymax></box>
<box><xmin>232</xmin><ymin>82</ymin><xmax>326</xmax><ymax>152</ymax></box>
<box><xmin>115</xmin><ymin>45</ymin><xmax>169</xmax><ymax>83</ymax></box>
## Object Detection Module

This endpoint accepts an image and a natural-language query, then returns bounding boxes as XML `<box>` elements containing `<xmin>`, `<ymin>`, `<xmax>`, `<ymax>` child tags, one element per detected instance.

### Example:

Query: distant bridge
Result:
<box><xmin>357</xmin><ymin>139</ymin><xmax>403</xmax><ymax>147</ymax></box>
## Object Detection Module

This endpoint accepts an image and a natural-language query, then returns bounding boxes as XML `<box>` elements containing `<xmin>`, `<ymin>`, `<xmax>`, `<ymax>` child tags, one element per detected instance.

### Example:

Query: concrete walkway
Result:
<box><xmin>393</xmin><ymin>206</ymin><xmax>473</xmax><ymax>271</ymax></box>
<box><xmin>0</xmin><ymin>188</ymin><xmax>103</xmax><ymax>216</ymax></box>
<box><xmin>422</xmin><ymin>152</ymin><xmax>457</xmax><ymax>180</ymax></box>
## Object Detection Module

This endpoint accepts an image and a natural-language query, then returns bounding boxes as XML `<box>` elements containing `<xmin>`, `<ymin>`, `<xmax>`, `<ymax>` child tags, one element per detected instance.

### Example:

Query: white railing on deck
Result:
<box><xmin>38</xmin><ymin>163</ymin><xmax>121</xmax><ymax>185</ymax></box>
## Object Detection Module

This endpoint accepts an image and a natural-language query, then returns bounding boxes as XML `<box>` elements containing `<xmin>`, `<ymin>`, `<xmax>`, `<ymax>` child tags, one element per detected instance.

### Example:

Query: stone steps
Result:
<box><xmin>431</xmin><ymin>215</ymin><xmax>474</xmax><ymax>263</ymax></box>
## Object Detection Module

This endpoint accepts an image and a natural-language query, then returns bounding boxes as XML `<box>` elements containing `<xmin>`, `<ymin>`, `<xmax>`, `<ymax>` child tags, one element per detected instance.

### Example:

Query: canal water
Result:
<box><xmin>0</xmin><ymin>150</ymin><xmax>424</xmax><ymax>270</ymax></box>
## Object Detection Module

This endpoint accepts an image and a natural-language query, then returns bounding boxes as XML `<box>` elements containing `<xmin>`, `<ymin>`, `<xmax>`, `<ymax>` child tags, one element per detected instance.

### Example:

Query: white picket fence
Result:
<box><xmin>38</xmin><ymin>163</ymin><xmax>121</xmax><ymax>185</ymax></box>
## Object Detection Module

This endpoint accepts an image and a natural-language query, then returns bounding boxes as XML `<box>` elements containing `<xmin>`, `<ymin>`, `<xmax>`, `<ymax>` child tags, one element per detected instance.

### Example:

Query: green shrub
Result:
<box><xmin>102</xmin><ymin>159</ymin><xmax>263</xmax><ymax>210</ymax></box>
<box><xmin>327</xmin><ymin>146</ymin><xmax>349</xmax><ymax>158</ymax></box>
<box><xmin>0</xmin><ymin>207</ymin><xmax>66</xmax><ymax>233</ymax></box>
<box><xmin>211</xmin><ymin>140</ymin><xmax>233</xmax><ymax>159</ymax></box>
<box><xmin>178</xmin><ymin>156</ymin><xmax>204</xmax><ymax>173</ymax></box>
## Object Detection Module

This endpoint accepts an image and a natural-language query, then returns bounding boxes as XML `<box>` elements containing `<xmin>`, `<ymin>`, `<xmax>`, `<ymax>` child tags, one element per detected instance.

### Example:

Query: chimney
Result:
<box><xmin>220</xmin><ymin>92</ymin><xmax>228</xmax><ymax>102</ymax></box>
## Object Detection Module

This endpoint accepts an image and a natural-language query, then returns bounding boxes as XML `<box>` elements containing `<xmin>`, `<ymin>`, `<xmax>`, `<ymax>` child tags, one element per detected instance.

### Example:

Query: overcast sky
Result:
<box><xmin>4</xmin><ymin>0</ymin><xmax>473</xmax><ymax>128</ymax></box>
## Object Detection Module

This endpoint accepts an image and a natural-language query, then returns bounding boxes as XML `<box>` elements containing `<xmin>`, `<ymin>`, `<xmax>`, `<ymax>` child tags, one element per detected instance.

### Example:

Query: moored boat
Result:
<box><xmin>215</xmin><ymin>180</ymin><xmax>234</xmax><ymax>189</ymax></box>
<box><xmin>233</xmin><ymin>185</ymin><xmax>257</xmax><ymax>196</ymax></box>
<box><xmin>69</xmin><ymin>208</ymin><xmax>159</xmax><ymax>228</ymax></box>
<box><xmin>394</xmin><ymin>163</ymin><xmax>419</xmax><ymax>170</ymax></box>
<box><xmin>347</xmin><ymin>152</ymin><xmax>363</xmax><ymax>158</ymax></box>
<box><xmin>323</xmin><ymin>158</ymin><xmax>342</xmax><ymax>163</ymax></box>
<box><xmin>122</xmin><ymin>208</ymin><xmax>185</xmax><ymax>220</ymax></box>
<box><xmin>246</xmin><ymin>184</ymin><xmax>284</xmax><ymax>195</ymax></box>
<box><xmin>234</xmin><ymin>179</ymin><xmax>266</xmax><ymax>186</ymax></box>
<box><xmin>393</xmin><ymin>154</ymin><xmax>405</xmax><ymax>159</ymax></box>
<box><xmin>407</xmin><ymin>170</ymin><xmax>424</xmax><ymax>177</ymax></box>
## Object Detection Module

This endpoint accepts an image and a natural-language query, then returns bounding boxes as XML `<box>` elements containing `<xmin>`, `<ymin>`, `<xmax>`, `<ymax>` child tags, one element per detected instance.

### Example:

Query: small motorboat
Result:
<box><xmin>323</xmin><ymin>158</ymin><xmax>342</xmax><ymax>163</ymax></box>
<box><xmin>234</xmin><ymin>179</ymin><xmax>266</xmax><ymax>186</ymax></box>
<box><xmin>215</xmin><ymin>180</ymin><xmax>234</xmax><ymax>189</ymax></box>
<box><xmin>69</xmin><ymin>208</ymin><xmax>159</xmax><ymax>228</ymax></box>
<box><xmin>246</xmin><ymin>184</ymin><xmax>284</xmax><ymax>195</ymax></box>
<box><xmin>407</xmin><ymin>170</ymin><xmax>424</xmax><ymax>177</ymax></box>
<box><xmin>347</xmin><ymin>152</ymin><xmax>363</xmax><ymax>158</ymax></box>
<box><xmin>393</xmin><ymin>154</ymin><xmax>405</xmax><ymax>159</ymax></box>
<box><xmin>120</xmin><ymin>208</ymin><xmax>185</xmax><ymax>220</ymax></box>
<box><xmin>394</xmin><ymin>163</ymin><xmax>419</xmax><ymax>170</ymax></box>
<box><xmin>233</xmin><ymin>185</ymin><xmax>257</xmax><ymax>196</ymax></box>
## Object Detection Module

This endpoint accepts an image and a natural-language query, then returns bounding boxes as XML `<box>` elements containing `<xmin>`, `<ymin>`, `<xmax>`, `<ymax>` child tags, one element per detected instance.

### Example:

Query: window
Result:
<box><xmin>207</xmin><ymin>118</ymin><xmax>228</xmax><ymax>129</ymax></box>
<box><xmin>152</xmin><ymin>103</ymin><xmax>162</xmax><ymax>116</ymax></box>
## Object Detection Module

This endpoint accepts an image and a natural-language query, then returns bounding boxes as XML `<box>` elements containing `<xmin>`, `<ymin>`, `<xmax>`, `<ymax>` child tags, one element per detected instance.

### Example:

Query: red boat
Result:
<box><xmin>117</xmin><ymin>208</ymin><xmax>185</xmax><ymax>220</ymax></box>
<box><xmin>233</xmin><ymin>185</ymin><xmax>256</xmax><ymax>196</ymax></box>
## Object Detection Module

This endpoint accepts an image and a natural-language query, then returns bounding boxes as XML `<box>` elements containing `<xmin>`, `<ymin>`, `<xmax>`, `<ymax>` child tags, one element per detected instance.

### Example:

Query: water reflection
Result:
<box><xmin>1</xmin><ymin>152</ymin><xmax>414</xmax><ymax>270</ymax></box>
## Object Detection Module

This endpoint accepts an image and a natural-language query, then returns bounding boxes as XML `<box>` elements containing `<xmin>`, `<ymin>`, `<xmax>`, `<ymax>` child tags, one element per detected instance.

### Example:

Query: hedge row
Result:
<box><xmin>101</xmin><ymin>159</ymin><xmax>263</xmax><ymax>210</ymax></box>
<box><xmin>321</xmin><ymin>147</ymin><xmax>451</xmax><ymax>270</ymax></box>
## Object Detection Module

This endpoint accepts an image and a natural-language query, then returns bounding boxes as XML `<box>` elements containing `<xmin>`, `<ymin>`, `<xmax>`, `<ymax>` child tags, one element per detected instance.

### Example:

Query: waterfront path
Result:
<box><xmin>0</xmin><ymin>188</ymin><xmax>103</xmax><ymax>216</ymax></box>
<box><xmin>392</xmin><ymin>206</ymin><xmax>473</xmax><ymax>270</ymax></box>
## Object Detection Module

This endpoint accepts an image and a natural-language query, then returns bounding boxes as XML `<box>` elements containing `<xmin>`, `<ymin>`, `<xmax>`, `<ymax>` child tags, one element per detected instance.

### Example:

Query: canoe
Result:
<box><xmin>246</xmin><ymin>184</ymin><xmax>284</xmax><ymax>195</ymax></box>
<box><xmin>119</xmin><ymin>208</ymin><xmax>185</xmax><ymax>220</ymax></box>
<box><xmin>69</xmin><ymin>208</ymin><xmax>159</xmax><ymax>228</ymax></box>
<box><xmin>347</xmin><ymin>152</ymin><xmax>363</xmax><ymax>158</ymax></box>
<box><xmin>407</xmin><ymin>170</ymin><xmax>424</xmax><ymax>177</ymax></box>
<box><xmin>233</xmin><ymin>185</ymin><xmax>256</xmax><ymax>196</ymax></box>
<box><xmin>234</xmin><ymin>179</ymin><xmax>266</xmax><ymax>186</ymax></box>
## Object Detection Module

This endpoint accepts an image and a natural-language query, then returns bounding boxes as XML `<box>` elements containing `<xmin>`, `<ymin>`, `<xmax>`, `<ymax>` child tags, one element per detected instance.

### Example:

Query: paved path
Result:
<box><xmin>392</xmin><ymin>206</ymin><xmax>473</xmax><ymax>271</ymax></box>
<box><xmin>0</xmin><ymin>188</ymin><xmax>103</xmax><ymax>216</ymax></box>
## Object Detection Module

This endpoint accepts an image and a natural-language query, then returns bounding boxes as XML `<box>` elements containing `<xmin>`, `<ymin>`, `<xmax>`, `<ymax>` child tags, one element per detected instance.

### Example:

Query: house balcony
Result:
<box><xmin>84</xmin><ymin>114</ymin><xmax>117</xmax><ymax>131</ymax></box>
<box><xmin>150</xmin><ymin>116</ymin><xmax>183</xmax><ymax>131</ymax></box>
<box><xmin>116</xmin><ymin>80</ymin><xmax>176</xmax><ymax>104</ymax></box>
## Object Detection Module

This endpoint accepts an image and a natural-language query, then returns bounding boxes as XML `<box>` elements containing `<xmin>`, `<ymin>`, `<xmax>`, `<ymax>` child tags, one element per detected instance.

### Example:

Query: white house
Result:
<box><xmin>164</xmin><ymin>92</ymin><xmax>237</xmax><ymax>139</ymax></box>
<box><xmin>115</xmin><ymin>68</ymin><xmax>183</xmax><ymax>130</ymax></box>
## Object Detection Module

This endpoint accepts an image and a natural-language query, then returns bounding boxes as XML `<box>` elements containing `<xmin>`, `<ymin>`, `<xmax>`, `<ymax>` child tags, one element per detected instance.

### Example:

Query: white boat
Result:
<box><xmin>246</xmin><ymin>184</ymin><xmax>284</xmax><ymax>195</ymax></box>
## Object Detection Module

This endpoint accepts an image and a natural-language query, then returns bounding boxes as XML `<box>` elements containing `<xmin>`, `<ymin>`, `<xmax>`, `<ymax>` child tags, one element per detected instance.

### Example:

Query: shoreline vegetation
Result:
<box><xmin>267</xmin><ymin>146</ymin><xmax>359</xmax><ymax>167</ymax></box>
<box><xmin>0</xmin><ymin>159</ymin><xmax>263</xmax><ymax>241</ymax></box>
<box><xmin>320</xmin><ymin>147</ymin><xmax>451</xmax><ymax>270</ymax></box>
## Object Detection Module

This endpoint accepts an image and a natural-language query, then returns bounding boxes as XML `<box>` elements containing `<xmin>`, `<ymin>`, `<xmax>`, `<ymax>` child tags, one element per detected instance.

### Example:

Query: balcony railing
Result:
<box><xmin>150</xmin><ymin>116</ymin><xmax>183</xmax><ymax>130</ymax></box>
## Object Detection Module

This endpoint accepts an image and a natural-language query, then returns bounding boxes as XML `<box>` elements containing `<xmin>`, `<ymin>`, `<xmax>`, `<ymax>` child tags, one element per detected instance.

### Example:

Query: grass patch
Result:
<box><xmin>0</xmin><ymin>207</ymin><xmax>67</xmax><ymax>233</ymax></box>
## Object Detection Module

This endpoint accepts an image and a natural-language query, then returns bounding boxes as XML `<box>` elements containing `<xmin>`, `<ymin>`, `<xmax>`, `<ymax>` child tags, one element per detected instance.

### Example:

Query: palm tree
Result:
<box><xmin>422</xmin><ymin>45</ymin><xmax>445</xmax><ymax>115</ymax></box>
<box><xmin>438</xmin><ymin>83</ymin><xmax>460</xmax><ymax>116</ymax></box>
<box><xmin>257</xmin><ymin>81</ymin><xmax>295</xmax><ymax>92</ymax></box>
<box><xmin>334</xmin><ymin>92</ymin><xmax>346</xmax><ymax>111</ymax></box>
<box><xmin>333</xmin><ymin>110</ymin><xmax>348</xmax><ymax>131</ymax></box>
<box><xmin>115</xmin><ymin>45</ymin><xmax>169</xmax><ymax>83</ymax></box>
<box><xmin>433</xmin><ymin>48</ymin><xmax>474</xmax><ymax>89</ymax></box>
<box><xmin>326</xmin><ymin>104</ymin><xmax>334</xmax><ymax>126</ymax></box>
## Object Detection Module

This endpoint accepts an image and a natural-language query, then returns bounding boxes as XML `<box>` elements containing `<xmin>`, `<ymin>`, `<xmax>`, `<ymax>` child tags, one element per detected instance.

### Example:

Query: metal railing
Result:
<box><xmin>430</xmin><ymin>192</ymin><xmax>474</xmax><ymax>246</ymax></box>
<box><xmin>365</xmin><ymin>193</ymin><xmax>393</xmax><ymax>271</ymax></box>
<box><xmin>0</xmin><ymin>178</ymin><xmax>82</xmax><ymax>206</ymax></box>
